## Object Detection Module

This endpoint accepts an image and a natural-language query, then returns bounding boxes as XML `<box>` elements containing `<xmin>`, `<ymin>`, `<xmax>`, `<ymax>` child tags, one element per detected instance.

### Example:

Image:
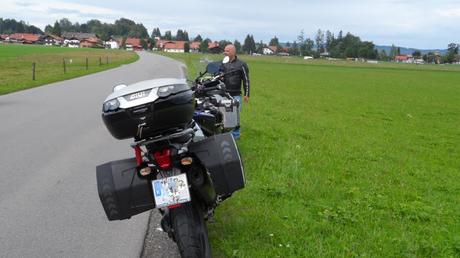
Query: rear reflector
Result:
<box><xmin>134</xmin><ymin>146</ymin><xmax>142</xmax><ymax>165</ymax></box>
<box><xmin>168</xmin><ymin>204</ymin><xmax>182</xmax><ymax>209</ymax></box>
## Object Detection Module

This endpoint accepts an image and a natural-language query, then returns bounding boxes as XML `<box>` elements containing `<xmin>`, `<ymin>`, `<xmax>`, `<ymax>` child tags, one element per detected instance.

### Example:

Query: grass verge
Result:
<box><xmin>0</xmin><ymin>44</ymin><xmax>139</xmax><ymax>95</ymax></box>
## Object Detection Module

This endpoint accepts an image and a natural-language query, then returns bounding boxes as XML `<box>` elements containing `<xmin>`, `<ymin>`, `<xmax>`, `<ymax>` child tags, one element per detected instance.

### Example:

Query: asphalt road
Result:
<box><xmin>0</xmin><ymin>52</ymin><xmax>183</xmax><ymax>258</ymax></box>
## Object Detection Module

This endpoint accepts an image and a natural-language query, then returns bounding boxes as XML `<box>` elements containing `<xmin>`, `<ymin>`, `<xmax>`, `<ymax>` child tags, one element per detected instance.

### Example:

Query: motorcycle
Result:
<box><xmin>193</xmin><ymin>61</ymin><xmax>241</xmax><ymax>137</ymax></box>
<box><xmin>96</xmin><ymin>61</ymin><xmax>245</xmax><ymax>258</ymax></box>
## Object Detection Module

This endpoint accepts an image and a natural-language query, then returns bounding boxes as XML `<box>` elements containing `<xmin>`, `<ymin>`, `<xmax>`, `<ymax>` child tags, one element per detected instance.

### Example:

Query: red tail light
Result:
<box><xmin>153</xmin><ymin>148</ymin><xmax>172</xmax><ymax>170</ymax></box>
<box><xmin>134</xmin><ymin>146</ymin><xmax>142</xmax><ymax>166</ymax></box>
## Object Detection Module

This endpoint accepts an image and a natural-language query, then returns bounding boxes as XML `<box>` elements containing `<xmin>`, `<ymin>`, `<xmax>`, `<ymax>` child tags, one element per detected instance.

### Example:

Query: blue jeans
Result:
<box><xmin>232</xmin><ymin>95</ymin><xmax>243</xmax><ymax>139</ymax></box>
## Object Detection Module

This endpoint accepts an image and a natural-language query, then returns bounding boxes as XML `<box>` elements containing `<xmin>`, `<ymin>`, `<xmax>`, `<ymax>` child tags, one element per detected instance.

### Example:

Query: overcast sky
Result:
<box><xmin>2</xmin><ymin>0</ymin><xmax>459</xmax><ymax>49</ymax></box>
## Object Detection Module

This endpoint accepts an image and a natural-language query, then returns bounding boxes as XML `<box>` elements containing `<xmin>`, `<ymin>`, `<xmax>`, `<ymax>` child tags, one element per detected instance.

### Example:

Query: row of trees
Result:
<box><xmin>274</xmin><ymin>29</ymin><xmax>378</xmax><ymax>59</ymax></box>
<box><xmin>0</xmin><ymin>18</ymin><xmax>43</xmax><ymax>34</ymax></box>
<box><xmin>44</xmin><ymin>18</ymin><xmax>149</xmax><ymax>40</ymax></box>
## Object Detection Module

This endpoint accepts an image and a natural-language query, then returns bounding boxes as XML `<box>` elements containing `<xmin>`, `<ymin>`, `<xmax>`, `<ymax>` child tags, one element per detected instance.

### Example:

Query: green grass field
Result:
<box><xmin>162</xmin><ymin>52</ymin><xmax>460</xmax><ymax>257</ymax></box>
<box><xmin>0</xmin><ymin>44</ymin><xmax>138</xmax><ymax>95</ymax></box>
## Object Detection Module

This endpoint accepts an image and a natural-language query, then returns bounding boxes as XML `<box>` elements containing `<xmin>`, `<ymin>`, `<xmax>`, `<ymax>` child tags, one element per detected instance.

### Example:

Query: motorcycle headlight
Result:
<box><xmin>103</xmin><ymin>98</ymin><xmax>120</xmax><ymax>112</ymax></box>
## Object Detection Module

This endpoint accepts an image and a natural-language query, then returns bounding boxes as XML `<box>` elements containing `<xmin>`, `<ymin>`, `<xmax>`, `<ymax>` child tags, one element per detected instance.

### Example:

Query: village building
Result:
<box><xmin>155</xmin><ymin>39</ymin><xmax>171</xmax><ymax>49</ymax></box>
<box><xmin>103</xmin><ymin>37</ymin><xmax>119</xmax><ymax>49</ymax></box>
<box><xmin>80</xmin><ymin>37</ymin><xmax>102</xmax><ymax>48</ymax></box>
<box><xmin>66</xmin><ymin>38</ymin><xmax>80</xmax><ymax>48</ymax></box>
<box><xmin>395</xmin><ymin>55</ymin><xmax>414</xmax><ymax>63</ymax></box>
<box><xmin>190</xmin><ymin>41</ymin><xmax>200</xmax><ymax>53</ymax></box>
<box><xmin>123</xmin><ymin>38</ymin><xmax>142</xmax><ymax>51</ymax></box>
<box><xmin>279</xmin><ymin>47</ymin><xmax>290</xmax><ymax>56</ymax></box>
<box><xmin>163</xmin><ymin>41</ymin><xmax>186</xmax><ymax>53</ymax></box>
<box><xmin>42</xmin><ymin>34</ymin><xmax>63</xmax><ymax>46</ymax></box>
<box><xmin>0</xmin><ymin>34</ymin><xmax>9</xmax><ymax>42</ymax></box>
<box><xmin>208</xmin><ymin>41</ymin><xmax>221</xmax><ymax>54</ymax></box>
<box><xmin>320</xmin><ymin>51</ymin><xmax>330</xmax><ymax>58</ymax></box>
<box><xmin>263</xmin><ymin>47</ymin><xmax>274</xmax><ymax>55</ymax></box>
<box><xmin>62</xmin><ymin>32</ymin><xmax>98</xmax><ymax>48</ymax></box>
<box><xmin>7</xmin><ymin>33</ymin><xmax>42</xmax><ymax>44</ymax></box>
<box><xmin>263</xmin><ymin>45</ymin><xmax>278</xmax><ymax>55</ymax></box>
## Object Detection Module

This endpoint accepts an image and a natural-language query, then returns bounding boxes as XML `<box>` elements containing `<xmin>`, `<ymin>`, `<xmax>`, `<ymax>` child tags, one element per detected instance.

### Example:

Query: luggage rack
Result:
<box><xmin>131</xmin><ymin>127</ymin><xmax>195</xmax><ymax>148</ymax></box>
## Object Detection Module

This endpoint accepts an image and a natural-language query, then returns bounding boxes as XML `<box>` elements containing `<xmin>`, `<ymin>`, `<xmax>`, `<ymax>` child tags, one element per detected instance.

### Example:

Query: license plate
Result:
<box><xmin>152</xmin><ymin>174</ymin><xmax>191</xmax><ymax>208</ymax></box>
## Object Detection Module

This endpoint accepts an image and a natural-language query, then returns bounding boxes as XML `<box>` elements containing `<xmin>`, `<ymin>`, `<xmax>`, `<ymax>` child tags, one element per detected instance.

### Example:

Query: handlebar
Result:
<box><xmin>192</xmin><ymin>72</ymin><xmax>224</xmax><ymax>93</ymax></box>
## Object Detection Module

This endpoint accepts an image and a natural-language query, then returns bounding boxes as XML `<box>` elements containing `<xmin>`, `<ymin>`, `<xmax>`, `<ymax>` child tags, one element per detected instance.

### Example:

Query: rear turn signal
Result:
<box><xmin>139</xmin><ymin>167</ymin><xmax>152</xmax><ymax>176</ymax></box>
<box><xmin>180</xmin><ymin>157</ymin><xmax>193</xmax><ymax>166</ymax></box>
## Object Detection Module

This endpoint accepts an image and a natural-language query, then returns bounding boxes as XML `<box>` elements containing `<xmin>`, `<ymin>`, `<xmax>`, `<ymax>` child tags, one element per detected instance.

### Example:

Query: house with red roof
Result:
<box><xmin>0</xmin><ymin>34</ymin><xmax>9</xmax><ymax>42</ymax></box>
<box><xmin>208</xmin><ymin>41</ymin><xmax>221</xmax><ymax>53</ymax></box>
<box><xmin>395</xmin><ymin>55</ymin><xmax>414</xmax><ymax>63</ymax></box>
<box><xmin>155</xmin><ymin>40</ymin><xmax>186</xmax><ymax>52</ymax></box>
<box><xmin>155</xmin><ymin>39</ymin><xmax>224</xmax><ymax>53</ymax></box>
<box><xmin>7</xmin><ymin>33</ymin><xmax>42</xmax><ymax>44</ymax></box>
<box><xmin>155</xmin><ymin>39</ymin><xmax>171</xmax><ymax>49</ymax></box>
<box><xmin>124</xmin><ymin>38</ymin><xmax>142</xmax><ymax>51</ymax></box>
<box><xmin>190</xmin><ymin>41</ymin><xmax>200</xmax><ymax>53</ymax></box>
<box><xmin>164</xmin><ymin>41</ymin><xmax>186</xmax><ymax>53</ymax></box>
<box><xmin>80</xmin><ymin>37</ymin><xmax>102</xmax><ymax>48</ymax></box>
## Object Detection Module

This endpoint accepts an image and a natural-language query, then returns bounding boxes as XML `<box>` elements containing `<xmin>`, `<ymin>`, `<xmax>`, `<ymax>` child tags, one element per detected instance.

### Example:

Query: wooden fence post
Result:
<box><xmin>86</xmin><ymin>57</ymin><xmax>88</xmax><ymax>70</ymax></box>
<box><xmin>99</xmin><ymin>57</ymin><xmax>102</xmax><ymax>66</ymax></box>
<box><xmin>32</xmin><ymin>62</ymin><xmax>36</xmax><ymax>81</ymax></box>
<box><xmin>63</xmin><ymin>58</ymin><xmax>66</xmax><ymax>73</ymax></box>
<box><xmin>106</xmin><ymin>56</ymin><xmax>109</xmax><ymax>65</ymax></box>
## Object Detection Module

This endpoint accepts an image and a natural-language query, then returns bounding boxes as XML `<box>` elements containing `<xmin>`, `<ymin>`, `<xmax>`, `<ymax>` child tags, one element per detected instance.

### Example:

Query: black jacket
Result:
<box><xmin>219</xmin><ymin>57</ymin><xmax>250</xmax><ymax>97</ymax></box>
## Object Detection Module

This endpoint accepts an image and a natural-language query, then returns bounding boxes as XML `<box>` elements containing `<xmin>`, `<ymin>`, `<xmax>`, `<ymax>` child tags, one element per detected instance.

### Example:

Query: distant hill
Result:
<box><xmin>375</xmin><ymin>45</ymin><xmax>447</xmax><ymax>55</ymax></box>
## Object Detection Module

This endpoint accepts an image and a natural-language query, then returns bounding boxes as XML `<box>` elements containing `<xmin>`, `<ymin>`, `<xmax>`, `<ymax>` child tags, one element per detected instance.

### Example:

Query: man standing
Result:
<box><xmin>220</xmin><ymin>44</ymin><xmax>250</xmax><ymax>140</ymax></box>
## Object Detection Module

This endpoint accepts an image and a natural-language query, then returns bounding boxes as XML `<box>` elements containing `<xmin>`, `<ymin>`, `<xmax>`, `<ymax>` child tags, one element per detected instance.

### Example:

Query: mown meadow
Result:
<box><xmin>0</xmin><ymin>44</ymin><xmax>138</xmax><ymax>95</ymax></box>
<box><xmin>162</xmin><ymin>52</ymin><xmax>460</xmax><ymax>257</ymax></box>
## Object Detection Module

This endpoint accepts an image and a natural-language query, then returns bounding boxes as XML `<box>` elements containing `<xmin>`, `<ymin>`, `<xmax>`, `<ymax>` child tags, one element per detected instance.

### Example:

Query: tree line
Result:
<box><xmin>265</xmin><ymin>29</ymin><xmax>377</xmax><ymax>59</ymax></box>
<box><xmin>44</xmin><ymin>18</ymin><xmax>149</xmax><ymax>40</ymax></box>
<box><xmin>0</xmin><ymin>18</ymin><xmax>43</xmax><ymax>34</ymax></box>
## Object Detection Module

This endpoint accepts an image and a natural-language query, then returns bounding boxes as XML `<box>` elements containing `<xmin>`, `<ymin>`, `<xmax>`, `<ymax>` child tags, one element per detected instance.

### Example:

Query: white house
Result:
<box><xmin>263</xmin><ymin>46</ymin><xmax>277</xmax><ymax>55</ymax></box>
<box><xmin>108</xmin><ymin>41</ymin><xmax>119</xmax><ymax>49</ymax></box>
<box><xmin>104</xmin><ymin>39</ymin><xmax>119</xmax><ymax>49</ymax></box>
<box><xmin>263</xmin><ymin>47</ymin><xmax>274</xmax><ymax>55</ymax></box>
<box><xmin>64</xmin><ymin>38</ymin><xmax>80</xmax><ymax>48</ymax></box>
<box><xmin>43</xmin><ymin>34</ymin><xmax>63</xmax><ymax>46</ymax></box>
<box><xmin>62</xmin><ymin>32</ymin><xmax>98</xmax><ymax>48</ymax></box>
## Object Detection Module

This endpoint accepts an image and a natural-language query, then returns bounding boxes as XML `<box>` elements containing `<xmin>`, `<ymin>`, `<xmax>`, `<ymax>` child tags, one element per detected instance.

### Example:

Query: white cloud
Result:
<box><xmin>437</xmin><ymin>8</ymin><xmax>460</xmax><ymax>17</ymax></box>
<box><xmin>2</xmin><ymin>0</ymin><xmax>459</xmax><ymax>48</ymax></box>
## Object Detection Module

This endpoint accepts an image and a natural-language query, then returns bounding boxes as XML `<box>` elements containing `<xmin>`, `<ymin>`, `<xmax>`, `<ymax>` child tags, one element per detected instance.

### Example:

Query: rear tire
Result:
<box><xmin>170</xmin><ymin>202</ymin><xmax>211</xmax><ymax>258</ymax></box>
